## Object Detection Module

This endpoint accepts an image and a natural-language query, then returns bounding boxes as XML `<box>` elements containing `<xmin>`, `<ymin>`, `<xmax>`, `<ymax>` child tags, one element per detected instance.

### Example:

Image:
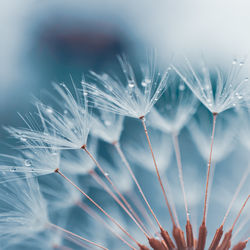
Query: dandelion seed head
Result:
<box><xmin>0</xmin><ymin>146</ymin><xmax>60</xmax><ymax>182</ymax></box>
<box><xmin>83</xmin><ymin>54</ymin><xmax>170</xmax><ymax>119</ymax></box>
<box><xmin>0</xmin><ymin>177</ymin><xmax>48</xmax><ymax>248</ymax></box>
<box><xmin>5</xmin><ymin>82</ymin><xmax>91</xmax><ymax>150</ymax></box>
<box><xmin>173</xmin><ymin>58</ymin><xmax>250</xmax><ymax>114</ymax></box>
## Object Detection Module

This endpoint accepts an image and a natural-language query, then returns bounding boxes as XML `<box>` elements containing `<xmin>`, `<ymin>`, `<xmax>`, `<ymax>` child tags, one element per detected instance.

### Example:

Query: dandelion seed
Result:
<box><xmin>173</xmin><ymin>58</ymin><xmax>250</xmax><ymax>114</ymax></box>
<box><xmin>83</xmin><ymin>54</ymin><xmax>170</xmax><ymax>119</ymax></box>
<box><xmin>5</xmin><ymin>81</ymin><xmax>91</xmax><ymax>150</ymax></box>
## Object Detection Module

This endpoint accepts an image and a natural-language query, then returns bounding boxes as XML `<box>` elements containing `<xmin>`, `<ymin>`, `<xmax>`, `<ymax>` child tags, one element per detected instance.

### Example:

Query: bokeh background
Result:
<box><xmin>2</xmin><ymin>0</ymin><xmax>250</xmax><ymax>140</ymax></box>
<box><xmin>0</xmin><ymin>0</ymin><xmax>250</xmax><ymax>249</ymax></box>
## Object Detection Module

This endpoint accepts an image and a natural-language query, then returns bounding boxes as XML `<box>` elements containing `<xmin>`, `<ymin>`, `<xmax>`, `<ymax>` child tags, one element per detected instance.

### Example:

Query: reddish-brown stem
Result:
<box><xmin>231</xmin><ymin>195</ymin><xmax>249</xmax><ymax>231</ymax></box>
<box><xmin>64</xmin><ymin>234</ymin><xmax>95</xmax><ymax>249</ymax></box>
<box><xmin>148</xmin><ymin>237</ymin><xmax>168</xmax><ymax>250</ymax></box>
<box><xmin>113</xmin><ymin>141</ymin><xmax>162</xmax><ymax>229</ymax></box>
<box><xmin>55</xmin><ymin>169</ymin><xmax>138</xmax><ymax>246</ymax></box>
<box><xmin>140</xmin><ymin>117</ymin><xmax>176</xmax><ymax>227</ymax></box>
<box><xmin>89</xmin><ymin>169</ymin><xmax>150</xmax><ymax>238</ymax></box>
<box><xmin>196</xmin><ymin>221</ymin><xmax>207</xmax><ymax>250</ymax></box>
<box><xmin>232</xmin><ymin>240</ymin><xmax>248</xmax><ymax>250</ymax></box>
<box><xmin>82</xmin><ymin>145</ymin><xmax>148</xmax><ymax>235</ymax></box>
<box><xmin>186</xmin><ymin>219</ymin><xmax>194</xmax><ymax>249</ymax></box>
<box><xmin>76</xmin><ymin>200</ymin><xmax>136</xmax><ymax>249</ymax></box>
<box><xmin>127</xmin><ymin>190</ymin><xmax>159</xmax><ymax>235</ymax></box>
<box><xmin>208</xmin><ymin>225</ymin><xmax>223</xmax><ymax>250</ymax></box>
<box><xmin>203</xmin><ymin>112</ymin><xmax>217</xmax><ymax>224</ymax></box>
<box><xmin>209</xmin><ymin>168</ymin><xmax>249</xmax><ymax>249</ymax></box>
<box><xmin>172</xmin><ymin>133</ymin><xmax>189</xmax><ymax>221</ymax></box>
<box><xmin>222</xmin><ymin>168</ymin><xmax>249</xmax><ymax>227</ymax></box>
<box><xmin>218</xmin><ymin>195</ymin><xmax>249</xmax><ymax>250</ymax></box>
<box><xmin>48</xmin><ymin>222</ymin><xmax>108</xmax><ymax>250</ymax></box>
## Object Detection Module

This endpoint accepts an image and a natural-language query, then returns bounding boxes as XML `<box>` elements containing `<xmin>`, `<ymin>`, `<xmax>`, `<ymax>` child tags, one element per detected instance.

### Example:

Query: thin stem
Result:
<box><xmin>113</xmin><ymin>141</ymin><xmax>162</xmax><ymax>229</ymax></box>
<box><xmin>222</xmin><ymin>167</ymin><xmax>250</xmax><ymax>226</ymax></box>
<box><xmin>64</xmin><ymin>234</ymin><xmax>92</xmax><ymax>249</ymax></box>
<box><xmin>55</xmin><ymin>169</ymin><xmax>138</xmax><ymax>246</ymax></box>
<box><xmin>231</xmin><ymin>195</ymin><xmax>249</xmax><ymax>231</ymax></box>
<box><xmin>89</xmin><ymin>169</ymin><xmax>150</xmax><ymax>238</ymax></box>
<box><xmin>140</xmin><ymin>117</ymin><xmax>175</xmax><ymax>227</ymax></box>
<box><xmin>172</xmin><ymin>133</ymin><xmax>189</xmax><ymax>221</ymax></box>
<box><xmin>48</xmin><ymin>222</ymin><xmax>108</xmax><ymax>250</ymax></box>
<box><xmin>232</xmin><ymin>213</ymin><xmax>250</xmax><ymax>241</ymax></box>
<box><xmin>82</xmin><ymin>145</ymin><xmax>147</xmax><ymax>235</ymax></box>
<box><xmin>202</xmin><ymin>112</ymin><xmax>217</xmax><ymax>224</ymax></box>
<box><xmin>77</xmin><ymin>200</ymin><xmax>136</xmax><ymax>249</ymax></box>
<box><xmin>127</xmin><ymin>190</ymin><xmax>159</xmax><ymax>235</ymax></box>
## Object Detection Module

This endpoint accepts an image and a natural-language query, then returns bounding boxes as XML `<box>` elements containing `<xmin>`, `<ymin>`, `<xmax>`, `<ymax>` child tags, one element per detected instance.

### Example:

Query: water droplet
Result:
<box><xmin>232</xmin><ymin>59</ymin><xmax>237</xmax><ymax>65</ymax></box>
<box><xmin>205</xmin><ymin>84</ymin><xmax>210</xmax><ymax>90</ymax></box>
<box><xmin>46</xmin><ymin>107</ymin><xmax>53</xmax><ymax>114</ymax></box>
<box><xmin>24</xmin><ymin>159</ymin><xmax>32</xmax><ymax>167</ymax></box>
<box><xmin>128</xmin><ymin>81</ymin><xmax>135</xmax><ymax>88</ymax></box>
<box><xmin>104</xmin><ymin>120</ymin><xmax>111</xmax><ymax>126</ymax></box>
<box><xmin>239</xmin><ymin>61</ymin><xmax>244</xmax><ymax>66</ymax></box>
<box><xmin>60</xmin><ymin>83</ymin><xmax>66</xmax><ymax>87</ymax></box>
<box><xmin>83</xmin><ymin>91</ymin><xmax>88</xmax><ymax>96</ymax></box>
<box><xmin>64</xmin><ymin>110</ymin><xmax>68</xmax><ymax>114</ymax></box>
<box><xmin>244</xmin><ymin>77</ymin><xmax>249</xmax><ymax>82</ymax></box>
<box><xmin>141</xmin><ymin>81</ymin><xmax>147</xmax><ymax>87</ymax></box>
<box><xmin>10</xmin><ymin>167</ymin><xmax>16</xmax><ymax>172</ymax></box>
<box><xmin>20</xmin><ymin>137</ymin><xmax>27</xmax><ymax>142</ymax></box>
<box><xmin>104</xmin><ymin>172</ymin><xmax>109</xmax><ymax>177</ymax></box>
<box><xmin>179</xmin><ymin>84</ymin><xmax>185</xmax><ymax>91</ymax></box>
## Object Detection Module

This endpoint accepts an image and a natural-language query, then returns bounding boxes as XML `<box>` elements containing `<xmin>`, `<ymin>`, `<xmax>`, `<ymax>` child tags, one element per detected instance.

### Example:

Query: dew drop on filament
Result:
<box><xmin>128</xmin><ymin>81</ymin><xmax>135</xmax><ymax>88</ymax></box>
<box><xmin>20</xmin><ymin>137</ymin><xmax>27</xmax><ymax>142</ymax></box>
<box><xmin>179</xmin><ymin>84</ymin><xmax>185</xmax><ymax>91</ymax></box>
<box><xmin>46</xmin><ymin>107</ymin><xmax>53</xmax><ymax>114</ymax></box>
<box><xmin>104</xmin><ymin>120</ymin><xmax>111</xmax><ymax>126</ymax></box>
<box><xmin>24</xmin><ymin>159</ymin><xmax>32</xmax><ymax>167</ymax></box>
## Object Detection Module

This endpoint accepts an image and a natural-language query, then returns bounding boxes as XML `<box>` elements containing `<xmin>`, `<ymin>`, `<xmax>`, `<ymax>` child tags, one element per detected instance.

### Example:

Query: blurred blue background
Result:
<box><xmin>0</xmin><ymin>1</ymin><xmax>250</xmax><ymax>248</ymax></box>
